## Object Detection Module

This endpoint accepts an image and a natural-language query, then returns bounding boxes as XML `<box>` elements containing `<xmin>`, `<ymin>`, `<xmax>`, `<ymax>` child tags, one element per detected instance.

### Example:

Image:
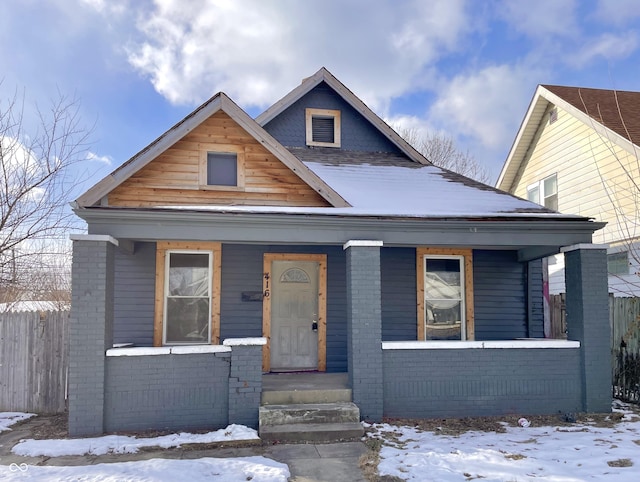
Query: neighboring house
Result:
<box><xmin>69</xmin><ymin>68</ymin><xmax>610</xmax><ymax>437</ymax></box>
<box><xmin>497</xmin><ymin>85</ymin><xmax>640</xmax><ymax>297</ymax></box>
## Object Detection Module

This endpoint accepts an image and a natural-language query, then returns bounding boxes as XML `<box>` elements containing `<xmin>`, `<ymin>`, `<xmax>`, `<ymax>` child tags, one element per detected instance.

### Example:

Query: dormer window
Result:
<box><xmin>306</xmin><ymin>108</ymin><xmax>341</xmax><ymax>147</ymax></box>
<box><xmin>198</xmin><ymin>144</ymin><xmax>245</xmax><ymax>190</ymax></box>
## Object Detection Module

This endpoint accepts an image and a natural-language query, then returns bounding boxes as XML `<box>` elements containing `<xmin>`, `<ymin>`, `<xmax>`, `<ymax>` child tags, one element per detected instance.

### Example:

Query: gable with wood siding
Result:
<box><xmin>108</xmin><ymin>111</ymin><xmax>331</xmax><ymax>208</ymax></box>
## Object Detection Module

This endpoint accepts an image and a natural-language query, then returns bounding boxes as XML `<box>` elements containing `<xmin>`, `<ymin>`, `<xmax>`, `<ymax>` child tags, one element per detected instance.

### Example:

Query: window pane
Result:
<box><xmin>207</xmin><ymin>152</ymin><xmax>237</xmax><ymax>186</ymax></box>
<box><xmin>425</xmin><ymin>258</ymin><xmax>461</xmax><ymax>297</ymax></box>
<box><xmin>424</xmin><ymin>257</ymin><xmax>464</xmax><ymax>341</ymax></box>
<box><xmin>426</xmin><ymin>301</ymin><xmax>462</xmax><ymax>340</ymax></box>
<box><xmin>608</xmin><ymin>252</ymin><xmax>629</xmax><ymax>275</ymax></box>
<box><xmin>527</xmin><ymin>186</ymin><xmax>540</xmax><ymax>204</ymax></box>
<box><xmin>166</xmin><ymin>297</ymin><xmax>210</xmax><ymax>343</ymax></box>
<box><xmin>544</xmin><ymin>175</ymin><xmax>557</xmax><ymax>196</ymax></box>
<box><xmin>169</xmin><ymin>253</ymin><xmax>209</xmax><ymax>297</ymax></box>
<box><xmin>544</xmin><ymin>193</ymin><xmax>558</xmax><ymax>210</ymax></box>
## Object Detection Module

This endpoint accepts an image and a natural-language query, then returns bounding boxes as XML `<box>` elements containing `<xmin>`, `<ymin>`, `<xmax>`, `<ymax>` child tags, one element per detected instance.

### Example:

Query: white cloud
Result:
<box><xmin>86</xmin><ymin>151</ymin><xmax>113</xmax><ymax>165</ymax></box>
<box><xmin>499</xmin><ymin>0</ymin><xmax>578</xmax><ymax>39</ymax></box>
<box><xmin>569</xmin><ymin>31</ymin><xmax>639</xmax><ymax>67</ymax></box>
<box><xmin>595</xmin><ymin>0</ymin><xmax>640</xmax><ymax>25</ymax></box>
<box><xmin>79</xmin><ymin>0</ymin><xmax>127</xmax><ymax>16</ymax></box>
<box><xmin>126</xmin><ymin>0</ymin><xmax>473</xmax><ymax>112</ymax></box>
<box><xmin>428</xmin><ymin>64</ymin><xmax>542</xmax><ymax>150</ymax></box>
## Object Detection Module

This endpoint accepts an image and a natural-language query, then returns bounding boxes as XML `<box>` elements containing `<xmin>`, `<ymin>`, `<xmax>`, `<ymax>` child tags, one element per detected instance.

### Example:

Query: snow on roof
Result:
<box><xmin>160</xmin><ymin>149</ymin><xmax>586</xmax><ymax>220</ymax></box>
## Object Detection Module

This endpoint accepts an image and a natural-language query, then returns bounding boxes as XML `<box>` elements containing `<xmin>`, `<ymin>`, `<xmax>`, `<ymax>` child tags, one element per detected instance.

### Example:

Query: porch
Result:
<box><xmin>68</xmin><ymin>235</ymin><xmax>611</xmax><ymax>437</ymax></box>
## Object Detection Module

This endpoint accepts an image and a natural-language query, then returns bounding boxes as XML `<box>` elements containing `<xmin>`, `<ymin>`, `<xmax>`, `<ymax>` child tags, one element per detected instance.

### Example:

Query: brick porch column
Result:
<box><xmin>562</xmin><ymin>243</ymin><xmax>611</xmax><ymax>412</ymax></box>
<box><xmin>344</xmin><ymin>240</ymin><xmax>383</xmax><ymax>422</ymax></box>
<box><xmin>68</xmin><ymin>235</ymin><xmax>117</xmax><ymax>436</ymax></box>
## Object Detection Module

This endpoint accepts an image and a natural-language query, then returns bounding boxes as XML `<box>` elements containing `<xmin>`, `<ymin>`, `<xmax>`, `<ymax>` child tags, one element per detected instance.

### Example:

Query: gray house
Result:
<box><xmin>69</xmin><ymin>68</ymin><xmax>611</xmax><ymax>437</ymax></box>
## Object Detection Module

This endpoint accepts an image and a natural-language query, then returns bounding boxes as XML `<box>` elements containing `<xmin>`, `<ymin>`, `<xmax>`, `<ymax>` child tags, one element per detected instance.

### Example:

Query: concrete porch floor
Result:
<box><xmin>262</xmin><ymin>372</ymin><xmax>349</xmax><ymax>391</ymax></box>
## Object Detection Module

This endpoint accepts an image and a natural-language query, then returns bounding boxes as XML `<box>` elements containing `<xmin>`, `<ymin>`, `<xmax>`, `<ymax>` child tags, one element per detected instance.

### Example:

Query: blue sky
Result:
<box><xmin>3</xmin><ymin>0</ymin><xmax>640</xmax><ymax>193</ymax></box>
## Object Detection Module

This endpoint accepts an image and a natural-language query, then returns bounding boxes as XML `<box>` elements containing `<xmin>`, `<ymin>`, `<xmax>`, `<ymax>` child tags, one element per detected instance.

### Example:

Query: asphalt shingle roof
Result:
<box><xmin>543</xmin><ymin>85</ymin><xmax>640</xmax><ymax>146</ymax></box>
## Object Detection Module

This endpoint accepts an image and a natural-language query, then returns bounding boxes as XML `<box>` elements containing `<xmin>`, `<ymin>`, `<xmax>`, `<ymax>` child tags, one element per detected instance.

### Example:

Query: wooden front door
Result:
<box><xmin>262</xmin><ymin>254</ymin><xmax>327</xmax><ymax>372</ymax></box>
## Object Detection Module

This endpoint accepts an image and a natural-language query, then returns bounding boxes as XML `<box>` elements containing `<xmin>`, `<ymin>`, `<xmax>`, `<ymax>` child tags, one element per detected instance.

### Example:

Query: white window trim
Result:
<box><xmin>198</xmin><ymin>143</ymin><xmax>245</xmax><ymax>190</ymax></box>
<box><xmin>305</xmin><ymin>108</ymin><xmax>341</xmax><ymax>148</ymax></box>
<box><xmin>527</xmin><ymin>173</ymin><xmax>557</xmax><ymax>209</ymax></box>
<box><xmin>163</xmin><ymin>249</ymin><xmax>213</xmax><ymax>345</ymax></box>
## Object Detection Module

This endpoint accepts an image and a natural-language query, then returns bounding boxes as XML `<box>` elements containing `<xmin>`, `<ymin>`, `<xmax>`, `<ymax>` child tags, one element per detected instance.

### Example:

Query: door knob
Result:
<box><xmin>312</xmin><ymin>321</ymin><xmax>318</xmax><ymax>331</ymax></box>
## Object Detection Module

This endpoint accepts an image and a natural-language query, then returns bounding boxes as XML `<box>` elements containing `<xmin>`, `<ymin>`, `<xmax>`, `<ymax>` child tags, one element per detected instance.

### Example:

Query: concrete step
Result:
<box><xmin>259</xmin><ymin>422</ymin><xmax>364</xmax><ymax>443</ymax></box>
<box><xmin>259</xmin><ymin>402</ymin><xmax>360</xmax><ymax>427</ymax></box>
<box><xmin>259</xmin><ymin>402</ymin><xmax>363</xmax><ymax>443</ymax></box>
<box><xmin>261</xmin><ymin>388</ymin><xmax>352</xmax><ymax>405</ymax></box>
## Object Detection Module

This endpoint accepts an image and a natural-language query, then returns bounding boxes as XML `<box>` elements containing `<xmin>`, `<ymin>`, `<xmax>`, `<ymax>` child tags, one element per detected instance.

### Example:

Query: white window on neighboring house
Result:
<box><xmin>607</xmin><ymin>251</ymin><xmax>629</xmax><ymax>275</ymax></box>
<box><xmin>305</xmin><ymin>108</ymin><xmax>341</xmax><ymax>147</ymax></box>
<box><xmin>527</xmin><ymin>173</ymin><xmax>558</xmax><ymax>211</ymax></box>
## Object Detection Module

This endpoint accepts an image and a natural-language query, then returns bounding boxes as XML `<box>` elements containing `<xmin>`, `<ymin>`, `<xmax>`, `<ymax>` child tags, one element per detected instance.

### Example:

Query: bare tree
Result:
<box><xmin>397</xmin><ymin>126</ymin><xmax>492</xmax><ymax>184</ymax></box>
<box><xmin>0</xmin><ymin>88</ymin><xmax>91</xmax><ymax>304</ymax></box>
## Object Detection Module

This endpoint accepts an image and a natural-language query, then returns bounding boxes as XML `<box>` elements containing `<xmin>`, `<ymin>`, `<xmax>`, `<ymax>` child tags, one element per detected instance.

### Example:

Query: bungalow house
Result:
<box><xmin>69</xmin><ymin>68</ymin><xmax>610</xmax><ymax>438</ymax></box>
<box><xmin>497</xmin><ymin>85</ymin><xmax>640</xmax><ymax>297</ymax></box>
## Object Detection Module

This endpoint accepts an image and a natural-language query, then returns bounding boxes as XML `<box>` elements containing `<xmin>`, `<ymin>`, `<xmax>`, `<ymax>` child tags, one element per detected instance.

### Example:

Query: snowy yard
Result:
<box><xmin>2</xmin><ymin>402</ymin><xmax>640</xmax><ymax>481</ymax></box>
<box><xmin>367</xmin><ymin>401</ymin><xmax>640</xmax><ymax>481</ymax></box>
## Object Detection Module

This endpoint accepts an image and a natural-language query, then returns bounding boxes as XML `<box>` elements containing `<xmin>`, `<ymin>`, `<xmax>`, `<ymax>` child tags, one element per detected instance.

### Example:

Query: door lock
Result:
<box><xmin>312</xmin><ymin>321</ymin><xmax>318</xmax><ymax>332</ymax></box>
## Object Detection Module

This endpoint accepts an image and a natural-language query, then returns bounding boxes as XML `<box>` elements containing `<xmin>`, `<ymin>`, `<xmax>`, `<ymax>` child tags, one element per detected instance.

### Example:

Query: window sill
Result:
<box><xmin>381</xmin><ymin>340</ymin><xmax>580</xmax><ymax>350</ymax></box>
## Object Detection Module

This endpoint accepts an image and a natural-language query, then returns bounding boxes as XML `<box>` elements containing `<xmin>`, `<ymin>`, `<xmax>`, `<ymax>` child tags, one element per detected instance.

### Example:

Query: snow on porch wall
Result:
<box><xmin>382</xmin><ymin>345</ymin><xmax>582</xmax><ymax>419</ymax></box>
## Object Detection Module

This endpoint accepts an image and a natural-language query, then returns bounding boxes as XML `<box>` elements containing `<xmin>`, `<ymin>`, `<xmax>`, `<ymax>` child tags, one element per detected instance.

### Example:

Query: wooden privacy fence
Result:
<box><xmin>0</xmin><ymin>310</ymin><xmax>69</xmax><ymax>413</ymax></box>
<box><xmin>610</xmin><ymin>297</ymin><xmax>640</xmax><ymax>403</ymax></box>
<box><xmin>550</xmin><ymin>294</ymin><xmax>640</xmax><ymax>403</ymax></box>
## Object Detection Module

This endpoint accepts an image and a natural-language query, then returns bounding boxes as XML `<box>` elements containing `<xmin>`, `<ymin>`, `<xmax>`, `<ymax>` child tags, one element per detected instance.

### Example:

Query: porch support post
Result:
<box><xmin>68</xmin><ymin>235</ymin><xmax>117</xmax><ymax>436</ymax></box>
<box><xmin>344</xmin><ymin>240</ymin><xmax>383</xmax><ymax>422</ymax></box>
<box><xmin>562</xmin><ymin>243</ymin><xmax>611</xmax><ymax>412</ymax></box>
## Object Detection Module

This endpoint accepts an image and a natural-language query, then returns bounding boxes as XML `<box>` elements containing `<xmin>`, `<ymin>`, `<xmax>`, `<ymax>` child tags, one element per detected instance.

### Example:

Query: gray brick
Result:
<box><xmin>345</xmin><ymin>244</ymin><xmax>383</xmax><ymax>422</ymax></box>
<box><xmin>68</xmin><ymin>239</ymin><xmax>115</xmax><ymax>436</ymax></box>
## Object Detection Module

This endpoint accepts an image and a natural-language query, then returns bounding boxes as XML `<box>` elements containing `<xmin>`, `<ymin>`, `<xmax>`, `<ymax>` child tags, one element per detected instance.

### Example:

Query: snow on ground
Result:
<box><xmin>368</xmin><ymin>402</ymin><xmax>640</xmax><ymax>481</ymax></box>
<box><xmin>0</xmin><ymin>457</ymin><xmax>290</xmax><ymax>481</ymax></box>
<box><xmin>0</xmin><ymin>413</ymin><xmax>34</xmax><ymax>433</ymax></box>
<box><xmin>11</xmin><ymin>424</ymin><xmax>259</xmax><ymax>456</ymax></box>
<box><xmin>0</xmin><ymin>415</ymin><xmax>285</xmax><ymax>481</ymax></box>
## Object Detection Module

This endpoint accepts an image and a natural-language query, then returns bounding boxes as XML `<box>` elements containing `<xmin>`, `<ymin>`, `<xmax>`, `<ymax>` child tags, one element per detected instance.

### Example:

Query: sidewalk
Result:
<box><xmin>0</xmin><ymin>415</ymin><xmax>369</xmax><ymax>482</ymax></box>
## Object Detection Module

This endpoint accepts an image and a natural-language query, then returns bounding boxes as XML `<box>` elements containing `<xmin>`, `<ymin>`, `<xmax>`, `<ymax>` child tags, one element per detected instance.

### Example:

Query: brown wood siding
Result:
<box><xmin>109</xmin><ymin>112</ymin><xmax>330</xmax><ymax>208</ymax></box>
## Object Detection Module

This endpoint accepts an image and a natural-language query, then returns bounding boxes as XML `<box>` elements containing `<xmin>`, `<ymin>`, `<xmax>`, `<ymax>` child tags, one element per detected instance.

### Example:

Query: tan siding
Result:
<box><xmin>109</xmin><ymin>111</ymin><xmax>329</xmax><ymax>208</ymax></box>
<box><xmin>514</xmin><ymin>106</ymin><xmax>640</xmax><ymax>244</ymax></box>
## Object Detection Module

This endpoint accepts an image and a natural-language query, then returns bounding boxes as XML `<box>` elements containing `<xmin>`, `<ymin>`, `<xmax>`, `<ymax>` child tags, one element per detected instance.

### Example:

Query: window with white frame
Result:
<box><xmin>164</xmin><ymin>251</ymin><xmax>212</xmax><ymax>344</ymax></box>
<box><xmin>305</xmin><ymin>108</ymin><xmax>341</xmax><ymax>147</ymax></box>
<box><xmin>527</xmin><ymin>173</ymin><xmax>558</xmax><ymax>211</ymax></box>
<box><xmin>416</xmin><ymin>248</ymin><xmax>474</xmax><ymax>341</ymax></box>
<box><xmin>607</xmin><ymin>251</ymin><xmax>629</xmax><ymax>275</ymax></box>
<box><xmin>423</xmin><ymin>255</ymin><xmax>466</xmax><ymax>340</ymax></box>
